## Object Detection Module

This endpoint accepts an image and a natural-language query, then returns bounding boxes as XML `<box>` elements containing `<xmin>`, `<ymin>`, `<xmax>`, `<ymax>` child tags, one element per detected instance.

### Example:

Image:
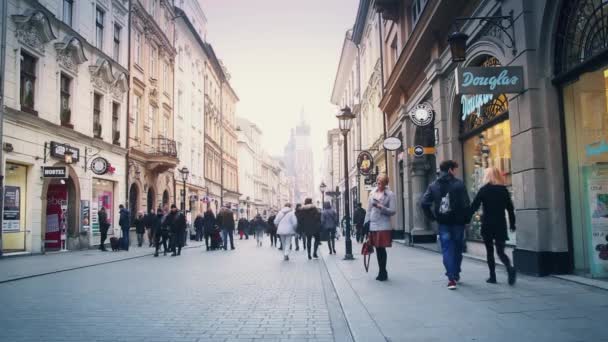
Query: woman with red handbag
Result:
<box><xmin>364</xmin><ymin>174</ymin><xmax>396</xmax><ymax>281</ymax></box>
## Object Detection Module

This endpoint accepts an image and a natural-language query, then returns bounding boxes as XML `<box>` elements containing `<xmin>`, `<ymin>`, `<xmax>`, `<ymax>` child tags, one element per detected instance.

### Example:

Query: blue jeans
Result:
<box><xmin>121</xmin><ymin>228</ymin><xmax>130</xmax><ymax>250</ymax></box>
<box><xmin>439</xmin><ymin>224</ymin><xmax>465</xmax><ymax>281</ymax></box>
<box><xmin>222</xmin><ymin>229</ymin><xmax>234</xmax><ymax>250</ymax></box>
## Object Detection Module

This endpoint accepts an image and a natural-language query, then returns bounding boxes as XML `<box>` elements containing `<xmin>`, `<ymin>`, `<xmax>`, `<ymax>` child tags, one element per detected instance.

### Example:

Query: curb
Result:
<box><xmin>0</xmin><ymin>244</ymin><xmax>204</xmax><ymax>284</ymax></box>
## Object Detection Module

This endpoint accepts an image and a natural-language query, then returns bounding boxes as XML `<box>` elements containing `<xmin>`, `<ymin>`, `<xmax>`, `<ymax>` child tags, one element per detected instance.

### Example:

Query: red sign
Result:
<box><xmin>45</xmin><ymin>184</ymin><xmax>67</xmax><ymax>250</ymax></box>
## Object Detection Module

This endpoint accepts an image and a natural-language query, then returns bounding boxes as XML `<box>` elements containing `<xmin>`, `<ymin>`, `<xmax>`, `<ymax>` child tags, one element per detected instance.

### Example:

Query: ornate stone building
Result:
<box><xmin>1</xmin><ymin>0</ymin><xmax>129</xmax><ymax>253</ymax></box>
<box><xmin>127</xmin><ymin>0</ymin><xmax>177</xmax><ymax>218</ymax></box>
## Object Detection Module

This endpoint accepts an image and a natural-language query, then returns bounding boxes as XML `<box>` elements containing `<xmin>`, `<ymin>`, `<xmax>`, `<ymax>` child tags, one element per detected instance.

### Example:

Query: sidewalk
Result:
<box><xmin>322</xmin><ymin>241</ymin><xmax>608</xmax><ymax>342</ymax></box>
<box><xmin>0</xmin><ymin>240</ymin><xmax>205</xmax><ymax>283</ymax></box>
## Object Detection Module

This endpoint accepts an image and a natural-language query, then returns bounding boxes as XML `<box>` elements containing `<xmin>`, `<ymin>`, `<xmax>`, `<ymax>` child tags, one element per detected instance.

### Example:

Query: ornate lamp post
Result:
<box><xmin>336</xmin><ymin>106</ymin><xmax>355</xmax><ymax>260</ymax></box>
<box><xmin>178</xmin><ymin>167</ymin><xmax>189</xmax><ymax>212</ymax></box>
<box><xmin>246</xmin><ymin>196</ymin><xmax>251</xmax><ymax>220</ymax></box>
<box><xmin>320</xmin><ymin>182</ymin><xmax>327</xmax><ymax>207</ymax></box>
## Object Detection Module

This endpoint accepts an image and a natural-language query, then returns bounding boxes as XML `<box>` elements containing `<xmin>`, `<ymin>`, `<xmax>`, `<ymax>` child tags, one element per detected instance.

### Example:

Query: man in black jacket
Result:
<box><xmin>144</xmin><ymin>210</ymin><xmax>156</xmax><ymax>247</ymax></box>
<box><xmin>194</xmin><ymin>214</ymin><xmax>204</xmax><ymax>242</ymax></box>
<box><xmin>217</xmin><ymin>205</ymin><xmax>235</xmax><ymax>250</ymax></box>
<box><xmin>165</xmin><ymin>204</ymin><xmax>187</xmax><ymax>256</ymax></box>
<box><xmin>98</xmin><ymin>206</ymin><xmax>110</xmax><ymax>251</ymax></box>
<box><xmin>118</xmin><ymin>204</ymin><xmax>130</xmax><ymax>251</ymax></box>
<box><xmin>421</xmin><ymin>160</ymin><xmax>470</xmax><ymax>290</ymax></box>
<box><xmin>353</xmin><ymin>203</ymin><xmax>366</xmax><ymax>243</ymax></box>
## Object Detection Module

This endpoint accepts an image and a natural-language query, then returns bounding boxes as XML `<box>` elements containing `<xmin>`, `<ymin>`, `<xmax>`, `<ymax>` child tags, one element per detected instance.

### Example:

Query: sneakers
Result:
<box><xmin>447</xmin><ymin>280</ymin><xmax>457</xmax><ymax>290</ymax></box>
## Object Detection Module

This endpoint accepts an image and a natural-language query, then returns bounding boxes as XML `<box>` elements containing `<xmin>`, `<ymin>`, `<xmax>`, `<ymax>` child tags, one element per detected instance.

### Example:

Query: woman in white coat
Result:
<box><xmin>274</xmin><ymin>203</ymin><xmax>298</xmax><ymax>261</ymax></box>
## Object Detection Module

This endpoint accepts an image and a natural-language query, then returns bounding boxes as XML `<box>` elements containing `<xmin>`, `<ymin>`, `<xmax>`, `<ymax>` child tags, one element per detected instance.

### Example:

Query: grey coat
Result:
<box><xmin>364</xmin><ymin>188</ymin><xmax>396</xmax><ymax>231</ymax></box>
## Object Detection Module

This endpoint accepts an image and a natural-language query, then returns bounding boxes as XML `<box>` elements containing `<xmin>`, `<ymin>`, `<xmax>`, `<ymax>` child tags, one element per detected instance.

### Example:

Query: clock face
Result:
<box><xmin>91</xmin><ymin>157</ymin><xmax>108</xmax><ymax>175</ymax></box>
<box><xmin>410</xmin><ymin>104</ymin><xmax>433</xmax><ymax>126</ymax></box>
<box><xmin>415</xmin><ymin>109</ymin><xmax>429</xmax><ymax>121</ymax></box>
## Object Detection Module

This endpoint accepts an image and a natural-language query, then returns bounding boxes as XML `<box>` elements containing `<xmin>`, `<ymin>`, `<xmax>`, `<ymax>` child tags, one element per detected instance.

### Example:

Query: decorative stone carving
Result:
<box><xmin>112</xmin><ymin>72</ymin><xmax>128</xmax><ymax>100</ymax></box>
<box><xmin>55</xmin><ymin>36</ymin><xmax>87</xmax><ymax>74</ymax></box>
<box><xmin>12</xmin><ymin>10</ymin><xmax>57</xmax><ymax>54</ymax></box>
<box><xmin>112</xmin><ymin>0</ymin><xmax>129</xmax><ymax>17</ymax></box>
<box><xmin>89</xmin><ymin>58</ymin><xmax>115</xmax><ymax>92</ymax></box>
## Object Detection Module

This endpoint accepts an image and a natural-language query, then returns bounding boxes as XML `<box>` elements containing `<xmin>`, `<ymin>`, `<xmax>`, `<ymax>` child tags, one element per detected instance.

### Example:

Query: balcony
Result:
<box><xmin>131</xmin><ymin>137</ymin><xmax>179</xmax><ymax>173</ymax></box>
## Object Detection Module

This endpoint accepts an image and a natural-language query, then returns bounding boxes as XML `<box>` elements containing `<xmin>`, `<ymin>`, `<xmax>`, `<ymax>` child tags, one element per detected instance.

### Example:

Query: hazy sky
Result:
<box><xmin>201</xmin><ymin>0</ymin><xmax>358</xmax><ymax>172</ymax></box>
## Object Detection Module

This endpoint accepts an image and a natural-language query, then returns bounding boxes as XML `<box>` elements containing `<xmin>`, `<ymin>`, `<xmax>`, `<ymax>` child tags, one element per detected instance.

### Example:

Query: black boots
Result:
<box><xmin>376</xmin><ymin>270</ymin><xmax>388</xmax><ymax>281</ymax></box>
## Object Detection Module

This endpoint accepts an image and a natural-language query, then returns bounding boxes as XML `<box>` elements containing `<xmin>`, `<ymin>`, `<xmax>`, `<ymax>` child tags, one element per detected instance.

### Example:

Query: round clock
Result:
<box><xmin>409</xmin><ymin>103</ymin><xmax>434</xmax><ymax>126</ymax></box>
<box><xmin>91</xmin><ymin>157</ymin><xmax>109</xmax><ymax>175</ymax></box>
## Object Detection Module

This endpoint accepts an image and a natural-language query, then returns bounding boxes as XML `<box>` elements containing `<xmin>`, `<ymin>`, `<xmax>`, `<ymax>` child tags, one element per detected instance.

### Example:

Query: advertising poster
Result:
<box><xmin>3</xmin><ymin>186</ymin><xmax>21</xmax><ymax>232</ymax></box>
<box><xmin>91</xmin><ymin>201</ymin><xmax>99</xmax><ymax>234</ymax></box>
<box><xmin>586</xmin><ymin>168</ymin><xmax>608</xmax><ymax>277</ymax></box>
<box><xmin>81</xmin><ymin>200</ymin><xmax>90</xmax><ymax>233</ymax></box>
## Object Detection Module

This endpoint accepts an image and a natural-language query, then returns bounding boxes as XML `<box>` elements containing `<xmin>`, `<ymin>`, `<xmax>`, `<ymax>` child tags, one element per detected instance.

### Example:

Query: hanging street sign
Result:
<box><xmin>50</xmin><ymin>141</ymin><xmax>80</xmax><ymax>162</ymax></box>
<box><xmin>42</xmin><ymin>166</ymin><xmax>67</xmax><ymax>178</ymax></box>
<box><xmin>455</xmin><ymin>66</ymin><xmax>524</xmax><ymax>95</ymax></box>
<box><xmin>408</xmin><ymin>146</ymin><xmax>436</xmax><ymax>157</ymax></box>
<box><xmin>409</xmin><ymin>103</ymin><xmax>434</xmax><ymax>126</ymax></box>
<box><xmin>383</xmin><ymin>137</ymin><xmax>402</xmax><ymax>151</ymax></box>
<box><xmin>90</xmin><ymin>157</ymin><xmax>109</xmax><ymax>175</ymax></box>
<box><xmin>357</xmin><ymin>151</ymin><xmax>374</xmax><ymax>176</ymax></box>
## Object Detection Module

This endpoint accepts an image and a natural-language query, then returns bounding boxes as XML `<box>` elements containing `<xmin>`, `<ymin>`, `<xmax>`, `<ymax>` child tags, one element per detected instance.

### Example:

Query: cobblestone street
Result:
<box><xmin>1</xmin><ymin>238</ymin><xmax>608</xmax><ymax>342</ymax></box>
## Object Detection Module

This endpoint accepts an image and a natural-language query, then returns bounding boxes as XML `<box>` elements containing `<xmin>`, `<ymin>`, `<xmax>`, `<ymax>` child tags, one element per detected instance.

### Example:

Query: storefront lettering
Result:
<box><xmin>586</xmin><ymin>140</ymin><xmax>608</xmax><ymax>157</ymax></box>
<box><xmin>461</xmin><ymin>94</ymin><xmax>494</xmax><ymax>120</ymax></box>
<box><xmin>461</xmin><ymin>70</ymin><xmax>519</xmax><ymax>91</ymax></box>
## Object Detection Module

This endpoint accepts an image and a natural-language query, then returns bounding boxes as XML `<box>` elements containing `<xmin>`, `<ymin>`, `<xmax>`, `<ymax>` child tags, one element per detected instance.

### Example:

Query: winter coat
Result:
<box><xmin>194</xmin><ymin>215</ymin><xmax>204</xmax><ymax>231</ymax></box>
<box><xmin>166</xmin><ymin>211</ymin><xmax>187</xmax><ymax>235</ymax></box>
<box><xmin>364</xmin><ymin>187</ymin><xmax>397</xmax><ymax>231</ymax></box>
<box><xmin>421</xmin><ymin>172</ymin><xmax>471</xmax><ymax>226</ymax></box>
<box><xmin>353</xmin><ymin>207</ymin><xmax>366</xmax><ymax>227</ymax></box>
<box><xmin>321</xmin><ymin>204</ymin><xmax>338</xmax><ymax>232</ymax></box>
<box><xmin>217</xmin><ymin>209</ymin><xmax>235</xmax><ymax>231</ymax></box>
<box><xmin>267</xmin><ymin>215</ymin><xmax>277</xmax><ymax>234</ymax></box>
<box><xmin>470</xmin><ymin>184</ymin><xmax>515</xmax><ymax>241</ymax></box>
<box><xmin>296</xmin><ymin>204</ymin><xmax>321</xmax><ymax>236</ymax></box>
<box><xmin>134</xmin><ymin>217</ymin><xmax>146</xmax><ymax>234</ymax></box>
<box><xmin>252</xmin><ymin>216</ymin><xmax>267</xmax><ymax>233</ymax></box>
<box><xmin>118</xmin><ymin>208</ymin><xmax>130</xmax><ymax>230</ymax></box>
<box><xmin>98</xmin><ymin>210</ymin><xmax>109</xmax><ymax>233</ymax></box>
<box><xmin>237</xmin><ymin>218</ymin><xmax>249</xmax><ymax>233</ymax></box>
<box><xmin>150</xmin><ymin>214</ymin><xmax>162</xmax><ymax>234</ymax></box>
<box><xmin>274</xmin><ymin>207</ymin><xmax>298</xmax><ymax>235</ymax></box>
<box><xmin>202</xmin><ymin>211</ymin><xmax>216</xmax><ymax>234</ymax></box>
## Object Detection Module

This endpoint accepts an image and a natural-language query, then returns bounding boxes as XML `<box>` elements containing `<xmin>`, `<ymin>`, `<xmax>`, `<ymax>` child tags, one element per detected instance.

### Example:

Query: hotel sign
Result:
<box><xmin>455</xmin><ymin>66</ymin><xmax>524</xmax><ymax>95</ymax></box>
<box><xmin>42</xmin><ymin>166</ymin><xmax>67</xmax><ymax>178</ymax></box>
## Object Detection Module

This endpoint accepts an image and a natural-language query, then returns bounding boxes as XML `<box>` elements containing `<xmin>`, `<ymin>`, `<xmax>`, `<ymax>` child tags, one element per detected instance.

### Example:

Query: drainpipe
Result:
<box><xmin>219</xmin><ymin>79</ymin><xmax>224</xmax><ymax>208</ymax></box>
<box><xmin>0</xmin><ymin>0</ymin><xmax>8</xmax><ymax>257</ymax></box>
<box><xmin>125</xmin><ymin>0</ymin><xmax>132</xmax><ymax>214</ymax></box>
<box><xmin>377</xmin><ymin>12</ymin><xmax>388</xmax><ymax>171</ymax></box>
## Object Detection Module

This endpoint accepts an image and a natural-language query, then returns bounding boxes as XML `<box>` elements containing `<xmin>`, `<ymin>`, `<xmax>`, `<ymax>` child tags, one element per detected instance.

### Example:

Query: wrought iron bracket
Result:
<box><xmin>455</xmin><ymin>10</ymin><xmax>517</xmax><ymax>56</ymax></box>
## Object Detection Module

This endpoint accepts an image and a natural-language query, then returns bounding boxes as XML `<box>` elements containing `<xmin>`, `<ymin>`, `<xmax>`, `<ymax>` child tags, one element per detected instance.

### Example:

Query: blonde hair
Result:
<box><xmin>377</xmin><ymin>174</ymin><xmax>389</xmax><ymax>186</ymax></box>
<box><xmin>483</xmin><ymin>167</ymin><xmax>505</xmax><ymax>185</ymax></box>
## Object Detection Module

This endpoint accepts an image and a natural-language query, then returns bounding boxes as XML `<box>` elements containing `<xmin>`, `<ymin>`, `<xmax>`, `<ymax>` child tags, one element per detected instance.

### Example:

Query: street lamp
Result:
<box><xmin>64</xmin><ymin>147</ymin><xmax>74</xmax><ymax>164</ymax></box>
<box><xmin>336</xmin><ymin>106</ymin><xmax>355</xmax><ymax>260</ymax></box>
<box><xmin>320</xmin><ymin>182</ymin><xmax>327</xmax><ymax>207</ymax></box>
<box><xmin>246</xmin><ymin>196</ymin><xmax>250</xmax><ymax>220</ymax></box>
<box><xmin>178</xmin><ymin>166</ymin><xmax>189</xmax><ymax>212</ymax></box>
<box><xmin>447</xmin><ymin>31</ymin><xmax>468</xmax><ymax>62</ymax></box>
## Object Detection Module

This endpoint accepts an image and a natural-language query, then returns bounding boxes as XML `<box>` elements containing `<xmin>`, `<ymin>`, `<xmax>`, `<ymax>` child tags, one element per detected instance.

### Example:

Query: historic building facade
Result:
<box><xmin>1</xmin><ymin>0</ymin><xmax>129</xmax><ymax>253</ymax></box>
<box><xmin>221</xmin><ymin>79</ymin><xmax>240</xmax><ymax>210</ymax></box>
<box><xmin>127</xmin><ymin>0</ymin><xmax>177</xmax><ymax>219</ymax></box>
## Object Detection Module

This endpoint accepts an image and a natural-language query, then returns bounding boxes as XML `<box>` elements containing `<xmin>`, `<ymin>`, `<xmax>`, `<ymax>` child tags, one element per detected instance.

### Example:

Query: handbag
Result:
<box><xmin>361</xmin><ymin>238</ymin><xmax>374</xmax><ymax>272</ymax></box>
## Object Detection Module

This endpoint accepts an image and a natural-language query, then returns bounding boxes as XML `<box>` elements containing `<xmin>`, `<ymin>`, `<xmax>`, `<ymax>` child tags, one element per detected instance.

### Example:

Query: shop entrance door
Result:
<box><xmin>147</xmin><ymin>188</ymin><xmax>155</xmax><ymax>213</ymax></box>
<box><xmin>45</xmin><ymin>183</ymin><xmax>67</xmax><ymax>251</ymax></box>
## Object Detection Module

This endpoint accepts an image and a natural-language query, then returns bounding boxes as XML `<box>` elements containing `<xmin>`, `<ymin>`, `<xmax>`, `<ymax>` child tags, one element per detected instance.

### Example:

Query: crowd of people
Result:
<box><xmin>96</xmin><ymin>159</ymin><xmax>517</xmax><ymax>290</ymax></box>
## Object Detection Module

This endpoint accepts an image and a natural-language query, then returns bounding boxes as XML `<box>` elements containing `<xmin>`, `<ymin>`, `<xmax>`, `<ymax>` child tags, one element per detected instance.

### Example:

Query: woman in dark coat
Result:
<box><xmin>134</xmin><ymin>212</ymin><xmax>146</xmax><ymax>247</ymax></box>
<box><xmin>194</xmin><ymin>214</ymin><xmax>204</xmax><ymax>241</ymax></box>
<box><xmin>202</xmin><ymin>208</ymin><xmax>216</xmax><ymax>251</ymax></box>
<box><xmin>470</xmin><ymin>167</ymin><xmax>517</xmax><ymax>285</ymax></box>
<box><xmin>296</xmin><ymin>198</ymin><xmax>322</xmax><ymax>260</ymax></box>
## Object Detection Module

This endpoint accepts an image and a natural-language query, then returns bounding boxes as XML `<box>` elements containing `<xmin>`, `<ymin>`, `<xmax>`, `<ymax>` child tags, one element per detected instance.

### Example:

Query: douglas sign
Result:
<box><xmin>456</xmin><ymin>66</ymin><xmax>524</xmax><ymax>95</ymax></box>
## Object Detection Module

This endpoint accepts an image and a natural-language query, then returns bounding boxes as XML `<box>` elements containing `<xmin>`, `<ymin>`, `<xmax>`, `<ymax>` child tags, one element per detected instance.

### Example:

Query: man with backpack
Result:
<box><xmin>421</xmin><ymin>160</ymin><xmax>471</xmax><ymax>290</ymax></box>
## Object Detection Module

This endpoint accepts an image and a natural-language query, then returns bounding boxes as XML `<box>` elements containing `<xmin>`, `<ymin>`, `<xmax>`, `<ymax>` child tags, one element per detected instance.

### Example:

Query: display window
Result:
<box><xmin>563</xmin><ymin>67</ymin><xmax>608</xmax><ymax>277</ymax></box>
<box><xmin>460</xmin><ymin>56</ymin><xmax>514</xmax><ymax>243</ymax></box>
<box><xmin>3</xmin><ymin>163</ymin><xmax>27</xmax><ymax>252</ymax></box>
<box><xmin>91</xmin><ymin>178</ymin><xmax>115</xmax><ymax>235</ymax></box>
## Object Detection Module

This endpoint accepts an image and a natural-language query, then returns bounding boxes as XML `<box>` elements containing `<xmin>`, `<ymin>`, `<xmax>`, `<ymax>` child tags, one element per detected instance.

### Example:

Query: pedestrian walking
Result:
<box><xmin>296</xmin><ymin>198</ymin><xmax>321</xmax><ymax>259</ymax></box>
<box><xmin>153</xmin><ymin>209</ymin><xmax>168</xmax><ymax>257</ymax></box>
<box><xmin>144</xmin><ymin>210</ymin><xmax>156</xmax><ymax>247</ymax></box>
<box><xmin>353</xmin><ymin>202</ymin><xmax>366</xmax><ymax>243</ymax></box>
<box><xmin>118</xmin><ymin>204</ymin><xmax>130</xmax><ymax>251</ymax></box>
<box><xmin>252</xmin><ymin>214</ymin><xmax>267</xmax><ymax>247</ymax></box>
<box><xmin>470</xmin><ymin>167</ymin><xmax>517</xmax><ymax>285</ymax></box>
<box><xmin>217</xmin><ymin>205</ymin><xmax>236</xmax><ymax>250</ymax></box>
<box><xmin>134</xmin><ymin>212</ymin><xmax>146</xmax><ymax>247</ymax></box>
<box><xmin>165</xmin><ymin>204</ymin><xmax>187</xmax><ymax>256</ymax></box>
<box><xmin>202</xmin><ymin>208</ymin><xmax>216</xmax><ymax>251</ymax></box>
<box><xmin>275</xmin><ymin>203</ymin><xmax>297</xmax><ymax>261</ymax></box>
<box><xmin>237</xmin><ymin>217</ymin><xmax>248</xmax><ymax>240</ymax></box>
<box><xmin>363</xmin><ymin>174</ymin><xmax>396</xmax><ymax>282</ymax></box>
<box><xmin>421</xmin><ymin>160</ymin><xmax>470</xmax><ymax>289</ymax></box>
<box><xmin>267</xmin><ymin>212</ymin><xmax>278</xmax><ymax>247</ymax></box>
<box><xmin>294</xmin><ymin>203</ymin><xmax>303</xmax><ymax>251</ymax></box>
<box><xmin>98</xmin><ymin>206</ymin><xmax>110</xmax><ymax>251</ymax></box>
<box><xmin>321</xmin><ymin>202</ymin><xmax>338</xmax><ymax>255</ymax></box>
<box><xmin>194</xmin><ymin>214</ymin><xmax>204</xmax><ymax>242</ymax></box>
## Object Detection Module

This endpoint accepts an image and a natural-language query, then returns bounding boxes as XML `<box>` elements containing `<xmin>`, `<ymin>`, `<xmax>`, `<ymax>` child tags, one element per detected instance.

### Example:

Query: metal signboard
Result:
<box><xmin>455</xmin><ymin>66</ymin><xmax>524</xmax><ymax>95</ymax></box>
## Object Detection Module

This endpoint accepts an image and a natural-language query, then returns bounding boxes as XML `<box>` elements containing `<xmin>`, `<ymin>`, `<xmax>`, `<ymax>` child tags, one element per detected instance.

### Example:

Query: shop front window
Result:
<box><xmin>3</xmin><ymin>163</ymin><xmax>27</xmax><ymax>252</ymax></box>
<box><xmin>92</xmin><ymin>178</ymin><xmax>115</xmax><ymax>236</ymax></box>
<box><xmin>563</xmin><ymin>67</ymin><xmax>608</xmax><ymax>277</ymax></box>
<box><xmin>460</xmin><ymin>56</ymin><xmax>514</xmax><ymax>243</ymax></box>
